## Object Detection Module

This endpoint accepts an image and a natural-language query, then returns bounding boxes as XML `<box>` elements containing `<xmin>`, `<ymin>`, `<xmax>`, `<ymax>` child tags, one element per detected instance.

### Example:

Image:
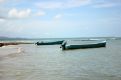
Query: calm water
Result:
<box><xmin>0</xmin><ymin>38</ymin><xmax>121</xmax><ymax>80</ymax></box>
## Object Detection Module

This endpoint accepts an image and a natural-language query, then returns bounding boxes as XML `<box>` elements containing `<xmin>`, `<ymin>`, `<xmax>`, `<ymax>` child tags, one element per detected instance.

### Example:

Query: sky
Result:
<box><xmin>0</xmin><ymin>0</ymin><xmax>121</xmax><ymax>38</ymax></box>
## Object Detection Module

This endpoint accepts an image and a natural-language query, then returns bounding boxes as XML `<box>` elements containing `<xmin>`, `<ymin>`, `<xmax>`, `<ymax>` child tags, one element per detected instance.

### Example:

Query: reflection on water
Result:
<box><xmin>0</xmin><ymin>39</ymin><xmax>121</xmax><ymax>80</ymax></box>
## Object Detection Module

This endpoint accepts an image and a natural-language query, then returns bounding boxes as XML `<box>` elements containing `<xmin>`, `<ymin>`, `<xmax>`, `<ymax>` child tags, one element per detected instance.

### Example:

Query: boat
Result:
<box><xmin>61</xmin><ymin>41</ymin><xmax>106</xmax><ymax>50</ymax></box>
<box><xmin>35</xmin><ymin>40</ymin><xmax>64</xmax><ymax>45</ymax></box>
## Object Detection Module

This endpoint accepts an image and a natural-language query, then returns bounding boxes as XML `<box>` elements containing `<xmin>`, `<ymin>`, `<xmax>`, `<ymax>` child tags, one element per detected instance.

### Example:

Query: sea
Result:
<box><xmin>0</xmin><ymin>37</ymin><xmax>121</xmax><ymax>80</ymax></box>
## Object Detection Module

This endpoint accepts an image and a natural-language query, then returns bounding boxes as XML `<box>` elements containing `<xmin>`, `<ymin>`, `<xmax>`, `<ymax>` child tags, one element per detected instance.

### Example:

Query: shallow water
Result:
<box><xmin>0</xmin><ymin>39</ymin><xmax>121</xmax><ymax>80</ymax></box>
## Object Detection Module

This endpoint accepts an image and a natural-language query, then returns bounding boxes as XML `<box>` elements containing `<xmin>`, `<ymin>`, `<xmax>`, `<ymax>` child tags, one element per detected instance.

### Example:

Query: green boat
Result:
<box><xmin>61</xmin><ymin>41</ymin><xmax>106</xmax><ymax>50</ymax></box>
<box><xmin>35</xmin><ymin>40</ymin><xmax>64</xmax><ymax>45</ymax></box>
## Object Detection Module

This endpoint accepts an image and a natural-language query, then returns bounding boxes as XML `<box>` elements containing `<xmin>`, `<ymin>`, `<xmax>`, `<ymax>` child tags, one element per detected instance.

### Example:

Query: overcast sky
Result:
<box><xmin>0</xmin><ymin>0</ymin><xmax>121</xmax><ymax>38</ymax></box>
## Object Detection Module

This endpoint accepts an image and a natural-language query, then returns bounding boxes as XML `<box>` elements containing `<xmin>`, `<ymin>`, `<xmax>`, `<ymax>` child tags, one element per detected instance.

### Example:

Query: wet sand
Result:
<box><xmin>0</xmin><ymin>40</ymin><xmax>121</xmax><ymax>80</ymax></box>
<box><xmin>0</xmin><ymin>42</ymin><xmax>33</xmax><ymax>47</ymax></box>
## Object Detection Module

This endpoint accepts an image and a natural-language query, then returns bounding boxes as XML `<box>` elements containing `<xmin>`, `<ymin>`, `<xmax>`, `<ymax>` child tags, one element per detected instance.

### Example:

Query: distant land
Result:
<box><xmin>0</xmin><ymin>36</ymin><xmax>121</xmax><ymax>40</ymax></box>
<box><xmin>0</xmin><ymin>36</ymin><xmax>29</xmax><ymax>40</ymax></box>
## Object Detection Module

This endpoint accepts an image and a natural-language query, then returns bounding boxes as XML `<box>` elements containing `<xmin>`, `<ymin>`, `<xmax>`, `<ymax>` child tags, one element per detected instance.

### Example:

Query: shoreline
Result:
<box><xmin>0</xmin><ymin>42</ymin><xmax>33</xmax><ymax>47</ymax></box>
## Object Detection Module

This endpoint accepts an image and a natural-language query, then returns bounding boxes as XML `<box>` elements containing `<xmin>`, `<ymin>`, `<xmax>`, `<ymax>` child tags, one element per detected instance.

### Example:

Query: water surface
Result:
<box><xmin>0</xmin><ymin>39</ymin><xmax>121</xmax><ymax>80</ymax></box>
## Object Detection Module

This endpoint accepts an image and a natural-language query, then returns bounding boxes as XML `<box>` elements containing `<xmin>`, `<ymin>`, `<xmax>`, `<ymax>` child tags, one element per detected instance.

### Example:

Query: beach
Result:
<box><xmin>0</xmin><ymin>38</ymin><xmax>121</xmax><ymax>80</ymax></box>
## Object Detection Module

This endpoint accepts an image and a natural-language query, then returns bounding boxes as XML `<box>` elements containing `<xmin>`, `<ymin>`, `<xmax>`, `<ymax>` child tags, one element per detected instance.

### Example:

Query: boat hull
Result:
<box><xmin>36</xmin><ymin>40</ymin><xmax>64</xmax><ymax>45</ymax></box>
<box><xmin>61</xmin><ymin>42</ymin><xmax>106</xmax><ymax>50</ymax></box>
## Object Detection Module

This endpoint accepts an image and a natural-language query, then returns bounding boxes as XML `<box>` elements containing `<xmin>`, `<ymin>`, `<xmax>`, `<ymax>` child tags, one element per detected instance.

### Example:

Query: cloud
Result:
<box><xmin>0</xmin><ymin>0</ymin><xmax>5</xmax><ymax>3</ymax></box>
<box><xmin>0</xmin><ymin>18</ymin><xmax>5</xmax><ymax>22</ymax></box>
<box><xmin>0</xmin><ymin>15</ymin><xmax>6</xmax><ymax>22</ymax></box>
<box><xmin>35</xmin><ymin>0</ymin><xmax>91</xmax><ymax>9</ymax></box>
<box><xmin>65</xmin><ymin>0</ymin><xmax>91</xmax><ymax>8</ymax></box>
<box><xmin>92</xmin><ymin>0</ymin><xmax>121</xmax><ymax>8</ymax></box>
<box><xmin>8</xmin><ymin>8</ymin><xmax>31</xmax><ymax>18</ymax></box>
<box><xmin>54</xmin><ymin>14</ymin><xmax>62</xmax><ymax>19</ymax></box>
<box><xmin>36</xmin><ymin>1</ymin><xmax>62</xmax><ymax>9</ymax></box>
<box><xmin>0</xmin><ymin>0</ymin><xmax>21</xmax><ymax>3</ymax></box>
<box><xmin>0</xmin><ymin>16</ymin><xmax>5</xmax><ymax>19</ymax></box>
<box><xmin>36</xmin><ymin>11</ymin><xmax>45</xmax><ymax>16</ymax></box>
<box><xmin>93</xmin><ymin>2</ymin><xmax>117</xmax><ymax>8</ymax></box>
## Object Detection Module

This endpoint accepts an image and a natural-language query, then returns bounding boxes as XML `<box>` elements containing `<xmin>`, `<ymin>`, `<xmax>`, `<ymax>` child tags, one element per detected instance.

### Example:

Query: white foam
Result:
<box><xmin>17</xmin><ymin>47</ymin><xmax>22</xmax><ymax>53</ymax></box>
<box><xmin>0</xmin><ymin>45</ymin><xmax>19</xmax><ymax>56</ymax></box>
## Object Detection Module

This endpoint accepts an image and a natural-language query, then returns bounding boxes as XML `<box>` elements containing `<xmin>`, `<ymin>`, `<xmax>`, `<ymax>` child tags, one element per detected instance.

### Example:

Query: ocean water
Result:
<box><xmin>0</xmin><ymin>38</ymin><xmax>121</xmax><ymax>80</ymax></box>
